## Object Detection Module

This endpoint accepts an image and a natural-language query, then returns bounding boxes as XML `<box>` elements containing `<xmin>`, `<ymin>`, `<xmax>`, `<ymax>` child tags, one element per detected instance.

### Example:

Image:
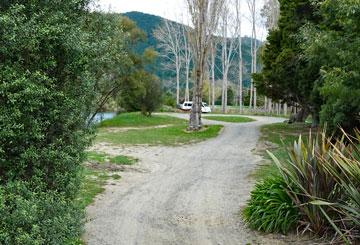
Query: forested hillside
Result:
<box><xmin>123</xmin><ymin>11</ymin><xmax>260</xmax><ymax>90</ymax></box>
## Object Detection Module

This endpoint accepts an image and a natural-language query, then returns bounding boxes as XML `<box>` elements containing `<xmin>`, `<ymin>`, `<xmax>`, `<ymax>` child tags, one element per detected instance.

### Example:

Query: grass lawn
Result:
<box><xmin>96</xmin><ymin>112</ymin><xmax>223</xmax><ymax>146</ymax></box>
<box><xmin>203</xmin><ymin>115</ymin><xmax>255</xmax><ymax>123</ymax></box>
<box><xmin>87</xmin><ymin>151</ymin><xmax>137</xmax><ymax>165</ymax></box>
<box><xmin>87</xmin><ymin>151</ymin><xmax>107</xmax><ymax>163</ymax></box>
<box><xmin>76</xmin><ymin>168</ymin><xmax>115</xmax><ymax>209</ymax></box>
<box><xmin>253</xmin><ymin>122</ymin><xmax>312</xmax><ymax>179</ymax></box>
<box><xmin>76</xmin><ymin>152</ymin><xmax>137</xmax><ymax>209</ymax></box>
<box><xmin>99</xmin><ymin>112</ymin><xmax>186</xmax><ymax>127</ymax></box>
<box><xmin>110</xmin><ymin>155</ymin><xmax>137</xmax><ymax>165</ymax></box>
<box><xmin>96</xmin><ymin>124</ymin><xmax>223</xmax><ymax>146</ymax></box>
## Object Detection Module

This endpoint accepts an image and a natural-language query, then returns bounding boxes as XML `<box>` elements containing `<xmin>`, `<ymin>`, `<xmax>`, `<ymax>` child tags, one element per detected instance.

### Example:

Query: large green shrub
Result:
<box><xmin>0</xmin><ymin>181</ymin><xmax>83</xmax><ymax>244</ymax></box>
<box><xmin>243</xmin><ymin>176</ymin><xmax>299</xmax><ymax>234</ymax></box>
<box><xmin>0</xmin><ymin>1</ymin><xmax>93</xmax><ymax>243</ymax></box>
<box><xmin>301</xmin><ymin>0</ymin><xmax>360</xmax><ymax>133</ymax></box>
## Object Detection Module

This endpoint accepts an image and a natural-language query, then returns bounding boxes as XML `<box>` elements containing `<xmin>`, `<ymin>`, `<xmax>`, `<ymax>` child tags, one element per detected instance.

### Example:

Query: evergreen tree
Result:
<box><xmin>254</xmin><ymin>0</ymin><xmax>322</xmax><ymax>124</ymax></box>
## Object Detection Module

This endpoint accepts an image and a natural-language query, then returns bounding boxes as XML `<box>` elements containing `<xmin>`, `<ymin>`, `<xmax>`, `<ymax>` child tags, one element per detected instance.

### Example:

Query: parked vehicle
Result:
<box><xmin>180</xmin><ymin>101</ymin><xmax>211</xmax><ymax>113</ymax></box>
<box><xmin>201</xmin><ymin>102</ymin><xmax>211</xmax><ymax>113</ymax></box>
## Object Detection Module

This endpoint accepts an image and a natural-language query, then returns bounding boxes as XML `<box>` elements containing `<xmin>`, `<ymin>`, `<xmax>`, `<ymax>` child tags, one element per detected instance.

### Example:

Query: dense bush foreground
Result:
<box><xmin>0</xmin><ymin>1</ymin><xmax>94</xmax><ymax>243</ymax></box>
<box><xmin>244</xmin><ymin>129</ymin><xmax>360</xmax><ymax>243</ymax></box>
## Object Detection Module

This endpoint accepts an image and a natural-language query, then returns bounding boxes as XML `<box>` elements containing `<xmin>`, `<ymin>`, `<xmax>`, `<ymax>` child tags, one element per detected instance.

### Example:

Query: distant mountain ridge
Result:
<box><xmin>123</xmin><ymin>11</ymin><xmax>260</xmax><ymax>90</ymax></box>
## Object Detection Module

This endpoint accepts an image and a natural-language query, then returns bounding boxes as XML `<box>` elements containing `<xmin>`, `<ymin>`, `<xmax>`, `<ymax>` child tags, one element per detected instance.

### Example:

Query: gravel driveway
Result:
<box><xmin>84</xmin><ymin>114</ymin><xmax>301</xmax><ymax>245</ymax></box>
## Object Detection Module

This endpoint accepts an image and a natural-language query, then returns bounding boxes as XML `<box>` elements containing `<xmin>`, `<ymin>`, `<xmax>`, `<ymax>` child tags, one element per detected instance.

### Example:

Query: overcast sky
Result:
<box><xmin>94</xmin><ymin>0</ymin><xmax>267</xmax><ymax>40</ymax></box>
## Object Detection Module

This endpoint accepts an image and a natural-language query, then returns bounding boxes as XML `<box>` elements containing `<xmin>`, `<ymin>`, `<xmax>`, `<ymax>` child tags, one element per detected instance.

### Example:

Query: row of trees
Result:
<box><xmin>155</xmin><ymin>0</ymin><xmax>262</xmax><ymax>116</ymax></box>
<box><xmin>255</xmin><ymin>0</ymin><xmax>360</xmax><ymax>132</ymax></box>
<box><xmin>0</xmin><ymin>1</ymin><xmax>161</xmax><ymax>243</ymax></box>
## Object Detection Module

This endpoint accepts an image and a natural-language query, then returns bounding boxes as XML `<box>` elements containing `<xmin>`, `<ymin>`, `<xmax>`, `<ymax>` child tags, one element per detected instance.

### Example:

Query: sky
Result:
<box><xmin>94</xmin><ymin>0</ymin><xmax>267</xmax><ymax>40</ymax></box>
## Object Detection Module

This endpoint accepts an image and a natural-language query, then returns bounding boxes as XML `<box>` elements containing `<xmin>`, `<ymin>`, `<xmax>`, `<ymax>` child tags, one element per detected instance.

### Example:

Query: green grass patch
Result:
<box><xmin>86</xmin><ymin>151</ymin><xmax>107</xmax><ymax>163</ymax></box>
<box><xmin>96</xmin><ymin>124</ymin><xmax>223</xmax><ymax>146</ymax></box>
<box><xmin>203</xmin><ymin>115</ymin><xmax>255</xmax><ymax>123</ymax></box>
<box><xmin>77</xmin><ymin>152</ymin><xmax>136</xmax><ymax>209</ymax></box>
<box><xmin>254</xmin><ymin>122</ymin><xmax>311</xmax><ymax>179</ymax></box>
<box><xmin>87</xmin><ymin>151</ymin><xmax>137</xmax><ymax>165</ymax></box>
<box><xmin>76</xmin><ymin>167</ymin><xmax>124</xmax><ymax>209</ymax></box>
<box><xmin>76</xmin><ymin>168</ymin><xmax>110</xmax><ymax>209</ymax></box>
<box><xmin>110</xmin><ymin>155</ymin><xmax>137</xmax><ymax>165</ymax></box>
<box><xmin>98</xmin><ymin>112</ymin><xmax>186</xmax><ymax>128</ymax></box>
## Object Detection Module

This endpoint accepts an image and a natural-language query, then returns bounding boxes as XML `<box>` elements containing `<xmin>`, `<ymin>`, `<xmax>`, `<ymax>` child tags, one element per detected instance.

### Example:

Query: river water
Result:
<box><xmin>91</xmin><ymin>112</ymin><xmax>116</xmax><ymax>124</ymax></box>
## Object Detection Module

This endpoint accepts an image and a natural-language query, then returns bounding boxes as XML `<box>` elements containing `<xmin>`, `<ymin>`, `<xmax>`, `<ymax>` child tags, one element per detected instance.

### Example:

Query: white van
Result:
<box><xmin>180</xmin><ymin>101</ymin><xmax>211</xmax><ymax>113</ymax></box>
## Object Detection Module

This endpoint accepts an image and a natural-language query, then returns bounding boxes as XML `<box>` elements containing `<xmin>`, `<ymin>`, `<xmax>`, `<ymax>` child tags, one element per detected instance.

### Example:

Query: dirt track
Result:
<box><xmin>84</xmin><ymin>114</ymin><xmax>303</xmax><ymax>245</ymax></box>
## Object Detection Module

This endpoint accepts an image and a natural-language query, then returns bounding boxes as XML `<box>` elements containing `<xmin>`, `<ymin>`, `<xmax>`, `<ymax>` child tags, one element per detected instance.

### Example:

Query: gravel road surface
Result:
<box><xmin>84</xmin><ymin>114</ymin><xmax>303</xmax><ymax>245</ymax></box>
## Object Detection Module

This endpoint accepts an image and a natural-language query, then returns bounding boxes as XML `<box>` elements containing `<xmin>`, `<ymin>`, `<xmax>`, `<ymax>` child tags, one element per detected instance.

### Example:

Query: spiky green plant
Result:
<box><xmin>243</xmin><ymin>176</ymin><xmax>299</xmax><ymax>234</ymax></box>
<box><xmin>268</xmin><ymin>129</ymin><xmax>360</xmax><ymax>243</ymax></box>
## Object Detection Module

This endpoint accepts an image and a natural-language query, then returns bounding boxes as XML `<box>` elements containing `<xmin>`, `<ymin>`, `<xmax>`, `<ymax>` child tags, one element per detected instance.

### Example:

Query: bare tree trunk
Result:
<box><xmin>182</xmin><ymin>26</ymin><xmax>193</xmax><ymax>102</ymax></box>
<box><xmin>311</xmin><ymin>111</ymin><xmax>320</xmax><ymax>128</ymax></box>
<box><xmin>219</xmin><ymin>2</ymin><xmax>237</xmax><ymax>114</ymax></box>
<box><xmin>289</xmin><ymin>107</ymin><xmax>309</xmax><ymax>123</ymax></box>
<box><xmin>268</xmin><ymin>98</ymin><xmax>272</xmax><ymax>113</ymax></box>
<box><xmin>221</xmin><ymin>39</ymin><xmax>226</xmax><ymax>112</ymax></box>
<box><xmin>210</xmin><ymin>41</ymin><xmax>216</xmax><ymax>108</ymax></box>
<box><xmin>236</xmin><ymin>0</ymin><xmax>243</xmax><ymax>113</ymax></box>
<box><xmin>185</xmin><ymin>68</ymin><xmax>190</xmax><ymax>101</ymax></box>
<box><xmin>176</xmin><ymin>57</ymin><xmax>180</xmax><ymax>104</ymax></box>
<box><xmin>154</xmin><ymin>19</ymin><xmax>183</xmax><ymax>105</ymax></box>
<box><xmin>249</xmin><ymin>80</ymin><xmax>254</xmax><ymax>109</ymax></box>
<box><xmin>189</xmin><ymin>62</ymin><xmax>205</xmax><ymax>130</ymax></box>
<box><xmin>187</xmin><ymin>0</ymin><xmax>224</xmax><ymax>130</ymax></box>
<box><xmin>248</xmin><ymin>0</ymin><xmax>257</xmax><ymax>109</ymax></box>
<box><xmin>264</xmin><ymin>96</ymin><xmax>267</xmax><ymax>113</ymax></box>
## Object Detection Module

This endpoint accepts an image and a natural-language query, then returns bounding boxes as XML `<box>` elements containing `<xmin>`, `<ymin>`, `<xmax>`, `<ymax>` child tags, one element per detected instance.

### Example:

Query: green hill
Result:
<box><xmin>123</xmin><ymin>11</ymin><xmax>260</xmax><ymax>90</ymax></box>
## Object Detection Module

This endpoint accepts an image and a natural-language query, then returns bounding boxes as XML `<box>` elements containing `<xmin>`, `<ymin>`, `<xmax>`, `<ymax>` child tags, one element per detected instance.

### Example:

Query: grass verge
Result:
<box><xmin>203</xmin><ymin>115</ymin><xmax>255</xmax><ymax>123</ymax></box>
<box><xmin>76</xmin><ymin>152</ymin><xmax>137</xmax><ymax>209</ymax></box>
<box><xmin>99</xmin><ymin>112</ymin><xmax>186</xmax><ymax>127</ymax></box>
<box><xmin>86</xmin><ymin>151</ymin><xmax>137</xmax><ymax>165</ymax></box>
<box><xmin>253</xmin><ymin>122</ymin><xmax>311</xmax><ymax>179</ymax></box>
<box><xmin>96</xmin><ymin>124</ymin><xmax>223</xmax><ymax>146</ymax></box>
<box><xmin>76</xmin><ymin>168</ymin><xmax>112</xmax><ymax>209</ymax></box>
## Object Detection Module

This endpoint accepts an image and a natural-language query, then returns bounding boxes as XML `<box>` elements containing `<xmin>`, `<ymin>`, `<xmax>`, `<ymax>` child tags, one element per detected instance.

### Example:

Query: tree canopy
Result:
<box><xmin>301</xmin><ymin>0</ymin><xmax>360</xmax><ymax>132</ymax></box>
<box><xmin>254</xmin><ymin>0</ymin><xmax>322</xmax><ymax>123</ymax></box>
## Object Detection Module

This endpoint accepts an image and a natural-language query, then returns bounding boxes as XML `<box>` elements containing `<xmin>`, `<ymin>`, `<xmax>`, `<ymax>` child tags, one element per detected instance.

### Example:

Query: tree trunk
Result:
<box><xmin>176</xmin><ymin>58</ymin><xmax>180</xmax><ymax>105</ymax></box>
<box><xmin>189</xmin><ymin>69</ymin><xmax>203</xmax><ymax>130</ymax></box>
<box><xmin>249</xmin><ymin>82</ymin><xmax>253</xmax><ymax>109</ymax></box>
<box><xmin>311</xmin><ymin>111</ymin><xmax>320</xmax><ymax>128</ymax></box>
<box><xmin>268</xmin><ymin>98</ymin><xmax>272</xmax><ymax>113</ymax></box>
<box><xmin>211</xmin><ymin>42</ymin><xmax>216</xmax><ymax>109</ymax></box>
<box><xmin>212</xmin><ymin>71</ymin><xmax>215</xmax><ymax>109</ymax></box>
<box><xmin>289</xmin><ymin>107</ymin><xmax>309</xmax><ymax>123</ymax></box>
<box><xmin>284</xmin><ymin>103</ymin><xmax>288</xmax><ymax>116</ymax></box>
<box><xmin>185</xmin><ymin>69</ymin><xmax>190</xmax><ymax>101</ymax></box>
<box><xmin>222</xmin><ymin>76</ymin><xmax>228</xmax><ymax>113</ymax></box>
